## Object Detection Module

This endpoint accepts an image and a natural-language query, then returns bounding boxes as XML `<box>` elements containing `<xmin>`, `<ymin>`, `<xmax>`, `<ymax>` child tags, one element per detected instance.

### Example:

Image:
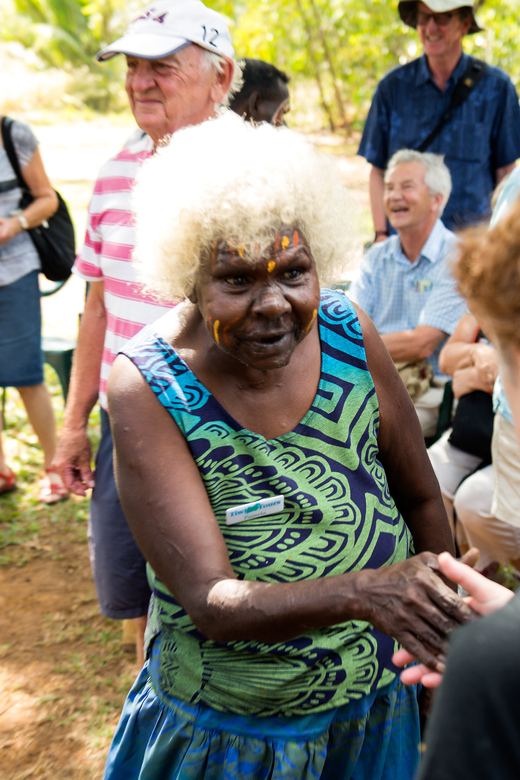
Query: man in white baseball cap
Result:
<box><xmin>97</xmin><ymin>0</ymin><xmax>234</xmax><ymax>62</ymax></box>
<box><xmin>358</xmin><ymin>0</ymin><xmax>520</xmax><ymax>242</ymax></box>
<box><xmin>53</xmin><ymin>0</ymin><xmax>236</xmax><ymax>665</ymax></box>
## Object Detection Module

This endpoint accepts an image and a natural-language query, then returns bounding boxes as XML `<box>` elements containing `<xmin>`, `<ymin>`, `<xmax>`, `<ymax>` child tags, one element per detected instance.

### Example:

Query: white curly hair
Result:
<box><xmin>132</xmin><ymin>110</ymin><xmax>354</xmax><ymax>301</ymax></box>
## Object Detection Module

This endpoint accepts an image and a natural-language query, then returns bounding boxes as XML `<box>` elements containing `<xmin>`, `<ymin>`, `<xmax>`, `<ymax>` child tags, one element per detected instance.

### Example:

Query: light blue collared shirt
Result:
<box><xmin>489</xmin><ymin>165</ymin><xmax>520</xmax><ymax>425</ymax></box>
<box><xmin>349</xmin><ymin>219</ymin><xmax>466</xmax><ymax>376</ymax></box>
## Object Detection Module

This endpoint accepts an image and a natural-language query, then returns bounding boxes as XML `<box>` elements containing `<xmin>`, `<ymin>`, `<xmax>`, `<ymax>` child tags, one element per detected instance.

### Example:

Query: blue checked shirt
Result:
<box><xmin>358</xmin><ymin>53</ymin><xmax>520</xmax><ymax>230</ymax></box>
<box><xmin>348</xmin><ymin>219</ymin><xmax>466</xmax><ymax>376</ymax></box>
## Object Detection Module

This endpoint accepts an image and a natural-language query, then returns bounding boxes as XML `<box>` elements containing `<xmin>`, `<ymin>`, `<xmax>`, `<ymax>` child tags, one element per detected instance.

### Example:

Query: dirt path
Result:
<box><xmin>0</xmin><ymin>502</ymin><xmax>137</xmax><ymax>779</ymax></box>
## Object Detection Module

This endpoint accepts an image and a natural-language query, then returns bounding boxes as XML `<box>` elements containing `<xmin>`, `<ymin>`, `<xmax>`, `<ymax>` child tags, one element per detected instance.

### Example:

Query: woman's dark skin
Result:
<box><xmin>107</xmin><ymin>231</ymin><xmax>473</xmax><ymax>673</ymax></box>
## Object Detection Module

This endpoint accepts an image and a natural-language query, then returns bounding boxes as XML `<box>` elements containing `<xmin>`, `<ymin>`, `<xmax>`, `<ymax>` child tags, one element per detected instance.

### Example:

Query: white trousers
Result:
<box><xmin>415</xmin><ymin>385</ymin><xmax>445</xmax><ymax>439</ymax></box>
<box><xmin>428</xmin><ymin>416</ymin><xmax>520</xmax><ymax>568</ymax></box>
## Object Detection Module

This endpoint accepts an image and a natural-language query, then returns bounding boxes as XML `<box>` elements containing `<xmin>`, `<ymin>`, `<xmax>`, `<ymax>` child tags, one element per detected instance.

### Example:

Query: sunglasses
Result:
<box><xmin>416</xmin><ymin>11</ymin><xmax>459</xmax><ymax>26</ymax></box>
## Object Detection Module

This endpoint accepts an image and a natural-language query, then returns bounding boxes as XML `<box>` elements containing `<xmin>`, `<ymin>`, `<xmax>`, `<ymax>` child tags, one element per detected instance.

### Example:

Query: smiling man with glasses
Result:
<box><xmin>358</xmin><ymin>0</ymin><xmax>520</xmax><ymax>242</ymax></box>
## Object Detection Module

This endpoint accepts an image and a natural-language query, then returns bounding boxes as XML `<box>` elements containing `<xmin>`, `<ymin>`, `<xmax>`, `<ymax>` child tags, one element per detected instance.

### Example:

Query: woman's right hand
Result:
<box><xmin>452</xmin><ymin>342</ymin><xmax>499</xmax><ymax>398</ymax></box>
<box><xmin>0</xmin><ymin>216</ymin><xmax>22</xmax><ymax>246</ymax></box>
<box><xmin>357</xmin><ymin>552</ymin><xmax>476</xmax><ymax>673</ymax></box>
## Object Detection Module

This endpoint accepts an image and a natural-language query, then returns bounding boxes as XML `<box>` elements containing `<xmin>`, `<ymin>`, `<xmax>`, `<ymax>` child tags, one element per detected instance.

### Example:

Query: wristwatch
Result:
<box><xmin>17</xmin><ymin>214</ymin><xmax>29</xmax><ymax>230</ymax></box>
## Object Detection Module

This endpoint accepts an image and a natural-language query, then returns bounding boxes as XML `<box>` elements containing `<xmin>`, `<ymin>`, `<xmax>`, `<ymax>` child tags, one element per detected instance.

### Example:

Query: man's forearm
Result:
<box><xmin>381</xmin><ymin>326</ymin><xmax>445</xmax><ymax>363</ymax></box>
<box><xmin>495</xmin><ymin>162</ymin><xmax>516</xmax><ymax>185</ymax></box>
<box><xmin>369</xmin><ymin>166</ymin><xmax>387</xmax><ymax>234</ymax></box>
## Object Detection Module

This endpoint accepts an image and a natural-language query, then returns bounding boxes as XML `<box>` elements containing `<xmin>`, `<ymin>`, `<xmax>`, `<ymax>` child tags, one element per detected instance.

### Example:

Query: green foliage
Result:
<box><xmin>1</xmin><ymin>0</ymin><xmax>519</xmax><ymax>126</ymax></box>
<box><xmin>0</xmin><ymin>366</ymin><xmax>99</xmax><ymax>566</ymax></box>
<box><xmin>0</xmin><ymin>0</ymin><xmax>137</xmax><ymax>109</ymax></box>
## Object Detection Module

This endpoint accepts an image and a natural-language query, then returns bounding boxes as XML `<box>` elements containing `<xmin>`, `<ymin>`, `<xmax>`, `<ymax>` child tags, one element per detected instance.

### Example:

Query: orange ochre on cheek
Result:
<box><xmin>207</xmin><ymin>316</ymin><xmax>220</xmax><ymax>345</ymax></box>
<box><xmin>222</xmin><ymin>316</ymin><xmax>241</xmax><ymax>348</ymax></box>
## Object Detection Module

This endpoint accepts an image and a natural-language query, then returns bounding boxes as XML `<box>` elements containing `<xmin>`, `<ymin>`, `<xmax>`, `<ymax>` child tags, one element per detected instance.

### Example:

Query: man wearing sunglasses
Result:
<box><xmin>358</xmin><ymin>0</ymin><xmax>520</xmax><ymax>243</ymax></box>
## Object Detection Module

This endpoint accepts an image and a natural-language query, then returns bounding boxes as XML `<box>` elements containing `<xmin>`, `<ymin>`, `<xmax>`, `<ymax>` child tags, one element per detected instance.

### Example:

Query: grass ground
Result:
<box><xmin>0</xmin><ymin>369</ymin><xmax>140</xmax><ymax>779</ymax></box>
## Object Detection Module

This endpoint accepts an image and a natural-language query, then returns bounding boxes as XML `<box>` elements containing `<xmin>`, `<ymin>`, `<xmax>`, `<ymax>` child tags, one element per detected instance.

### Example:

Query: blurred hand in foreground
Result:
<box><xmin>392</xmin><ymin>549</ymin><xmax>514</xmax><ymax>687</ymax></box>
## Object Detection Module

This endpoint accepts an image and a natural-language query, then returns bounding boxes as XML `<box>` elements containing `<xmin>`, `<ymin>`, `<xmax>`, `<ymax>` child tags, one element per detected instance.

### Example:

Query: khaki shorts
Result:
<box><xmin>491</xmin><ymin>413</ymin><xmax>520</xmax><ymax>528</ymax></box>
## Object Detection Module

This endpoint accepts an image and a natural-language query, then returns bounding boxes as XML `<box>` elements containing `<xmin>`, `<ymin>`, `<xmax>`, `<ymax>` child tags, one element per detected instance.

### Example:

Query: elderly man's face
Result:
<box><xmin>384</xmin><ymin>161</ymin><xmax>442</xmax><ymax>233</ymax></box>
<box><xmin>416</xmin><ymin>1</ymin><xmax>472</xmax><ymax>60</ymax></box>
<box><xmin>125</xmin><ymin>44</ymin><xmax>225</xmax><ymax>144</ymax></box>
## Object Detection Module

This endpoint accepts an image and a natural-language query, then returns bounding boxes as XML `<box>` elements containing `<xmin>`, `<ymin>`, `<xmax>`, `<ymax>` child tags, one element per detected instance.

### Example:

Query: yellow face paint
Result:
<box><xmin>238</xmin><ymin>245</ymin><xmax>245</xmax><ymax>258</ymax></box>
<box><xmin>267</xmin><ymin>260</ymin><xmax>276</xmax><ymax>273</ymax></box>
<box><xmin>213</xmin><ymin>319</ymin><xmax>220</xmax><ymax>345</ymax></box>
<box><xmin>281</xmin><ymin>235</ymin><xmax>290</xmax><ymax>250</ymax></box>
<box><xmin>305</xmin><ymin>309</ymin><xmax>318</xmax><ymax>334</ymax></box>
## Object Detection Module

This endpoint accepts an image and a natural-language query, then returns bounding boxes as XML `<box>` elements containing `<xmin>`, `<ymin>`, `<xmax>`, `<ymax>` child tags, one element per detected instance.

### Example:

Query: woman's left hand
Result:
<box><xmin>358</xmin><ymin>552</ymin><xmax>475</xmax><ymax>673</ymax></box>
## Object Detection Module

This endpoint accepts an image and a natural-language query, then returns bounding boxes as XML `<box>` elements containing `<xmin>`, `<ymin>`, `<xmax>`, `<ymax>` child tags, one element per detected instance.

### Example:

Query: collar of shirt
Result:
<box><xmin>415</xmin><ymin>51</ymin><xmax>468</xmax><ymax>89</ymax></box>
<box><xmin>390</xmin><ymin>219</ymin><xmax>452</xmax><ymax>267</ymax></box>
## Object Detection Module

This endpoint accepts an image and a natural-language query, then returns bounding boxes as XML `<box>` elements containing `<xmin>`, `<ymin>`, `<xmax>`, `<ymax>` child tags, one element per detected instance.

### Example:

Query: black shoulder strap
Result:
<box><xmin>417</xmin><ymin>57</ymin><xmax>488</xmax><ymax>153</ymax></box>
<box><xmin>1</xmin><ymin>116</ymin><xmax>28</xmax><ymax>190</ymax></box>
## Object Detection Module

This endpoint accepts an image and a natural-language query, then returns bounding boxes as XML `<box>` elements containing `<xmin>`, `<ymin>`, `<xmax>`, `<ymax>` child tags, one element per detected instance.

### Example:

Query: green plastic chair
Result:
<box><xmin>40</xmin><ymin>280</ymin><xmax>77</xmax><ymax>401</ymax></box>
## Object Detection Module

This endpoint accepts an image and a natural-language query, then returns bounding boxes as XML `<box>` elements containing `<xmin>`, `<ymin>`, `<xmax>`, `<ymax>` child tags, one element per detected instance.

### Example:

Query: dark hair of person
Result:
<box><xmin>229</xmin><ymin>58</ymin><xmax>290</xmax><ymax>108</ymax></box>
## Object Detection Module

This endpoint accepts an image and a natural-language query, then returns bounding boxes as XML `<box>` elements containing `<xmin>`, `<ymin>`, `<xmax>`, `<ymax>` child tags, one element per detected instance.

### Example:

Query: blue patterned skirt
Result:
<box><xmin>103</xmin><ymin>636</ymin><xmax>420</xmax><ymax>780</ymax></box>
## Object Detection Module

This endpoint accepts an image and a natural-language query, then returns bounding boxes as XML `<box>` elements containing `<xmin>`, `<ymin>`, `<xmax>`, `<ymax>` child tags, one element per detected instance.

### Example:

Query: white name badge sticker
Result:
<box><xmin>226</xmin><ymin>496</ymin><xmax>285</xmax><ymax>526</ymax></box>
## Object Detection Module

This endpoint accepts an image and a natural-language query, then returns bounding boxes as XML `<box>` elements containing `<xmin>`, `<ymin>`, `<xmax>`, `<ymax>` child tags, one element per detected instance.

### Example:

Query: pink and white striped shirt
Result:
<box><xmin>73</xmin><ymin>135</ymin><xmax>173</xmax><ymax>410</ymax></box>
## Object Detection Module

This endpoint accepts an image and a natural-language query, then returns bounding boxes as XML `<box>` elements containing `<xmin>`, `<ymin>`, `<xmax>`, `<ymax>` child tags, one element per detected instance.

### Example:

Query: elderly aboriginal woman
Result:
<box><xmin>104</xmin><ymin>113</ymin><xmax>471</xmax><ymax>780</ymax></box>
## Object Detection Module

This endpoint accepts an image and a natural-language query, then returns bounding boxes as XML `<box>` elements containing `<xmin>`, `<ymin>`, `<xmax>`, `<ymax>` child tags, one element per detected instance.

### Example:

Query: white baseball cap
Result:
<box><xmin>398</xmin><ymin>0</ymin><xmax>483</xmax><ymax>34</ymax></box>
<box><xmin>96</xmin><ymin>0</ymin><xmax>234</xmax><ymax>62</ymax></box>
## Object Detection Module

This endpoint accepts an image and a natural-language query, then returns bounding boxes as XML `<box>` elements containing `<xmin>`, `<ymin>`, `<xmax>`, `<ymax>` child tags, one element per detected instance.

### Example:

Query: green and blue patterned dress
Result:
<box><xmin>104</xmin><ymin>290</ymin><xmax>420</xmax><ymax>779</ymax></box>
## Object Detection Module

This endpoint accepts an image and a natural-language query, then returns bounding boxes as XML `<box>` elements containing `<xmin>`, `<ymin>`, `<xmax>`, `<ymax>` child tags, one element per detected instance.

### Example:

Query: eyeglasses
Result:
<box><xmin>416</xmin><ymin>11</ymin><xmax>459</xmax><ymax>26</ymax></box>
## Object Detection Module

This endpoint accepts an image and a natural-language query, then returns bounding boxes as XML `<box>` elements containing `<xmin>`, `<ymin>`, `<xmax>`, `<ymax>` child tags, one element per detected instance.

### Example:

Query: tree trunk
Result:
<box><xmin>295</xmin><ymin>0</ymin><xmax>337</xmax><ymax>132</ymax></box>
<box><xmin>305</xmin><ymin>0</ymin><xmax>350</xmax><ymax>130</ymax></box>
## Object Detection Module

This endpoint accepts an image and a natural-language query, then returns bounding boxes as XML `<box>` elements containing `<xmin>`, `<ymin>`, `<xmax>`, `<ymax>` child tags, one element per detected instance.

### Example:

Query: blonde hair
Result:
<box><xmin>132</xmin><ymin>111</ymin><xmax>354</xmax><ymax>301</ymax></box>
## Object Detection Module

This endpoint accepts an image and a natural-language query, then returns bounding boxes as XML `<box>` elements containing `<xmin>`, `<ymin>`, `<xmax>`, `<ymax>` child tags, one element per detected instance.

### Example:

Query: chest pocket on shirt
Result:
<box><xmin>444</xmin><ymin>121</ymin><xmax>489</xmax><ymax>163</ymax></box>
<box><xmin>410</xmin><ymin>278</ymin><xmax>433</xmax><ymax>295</ymax></box>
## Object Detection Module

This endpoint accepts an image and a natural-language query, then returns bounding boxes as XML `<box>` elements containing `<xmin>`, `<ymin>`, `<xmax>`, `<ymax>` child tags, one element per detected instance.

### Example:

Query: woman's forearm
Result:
<box><xmin>180</xmin><ymin>553</ymin><xmax>473</xmax><ymax>675</ymax></box>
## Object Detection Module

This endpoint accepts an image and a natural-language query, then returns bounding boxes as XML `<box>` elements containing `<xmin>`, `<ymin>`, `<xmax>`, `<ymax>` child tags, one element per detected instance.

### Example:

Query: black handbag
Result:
<box><xmin>448</xmin><ymin>389</ymin><xmax>494</xmax><ymax>463</ymax></box>
<box><xmin>1</xmin><ymin>116</ymin><xmax>76</xmax><ymax>282</ymax></box>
